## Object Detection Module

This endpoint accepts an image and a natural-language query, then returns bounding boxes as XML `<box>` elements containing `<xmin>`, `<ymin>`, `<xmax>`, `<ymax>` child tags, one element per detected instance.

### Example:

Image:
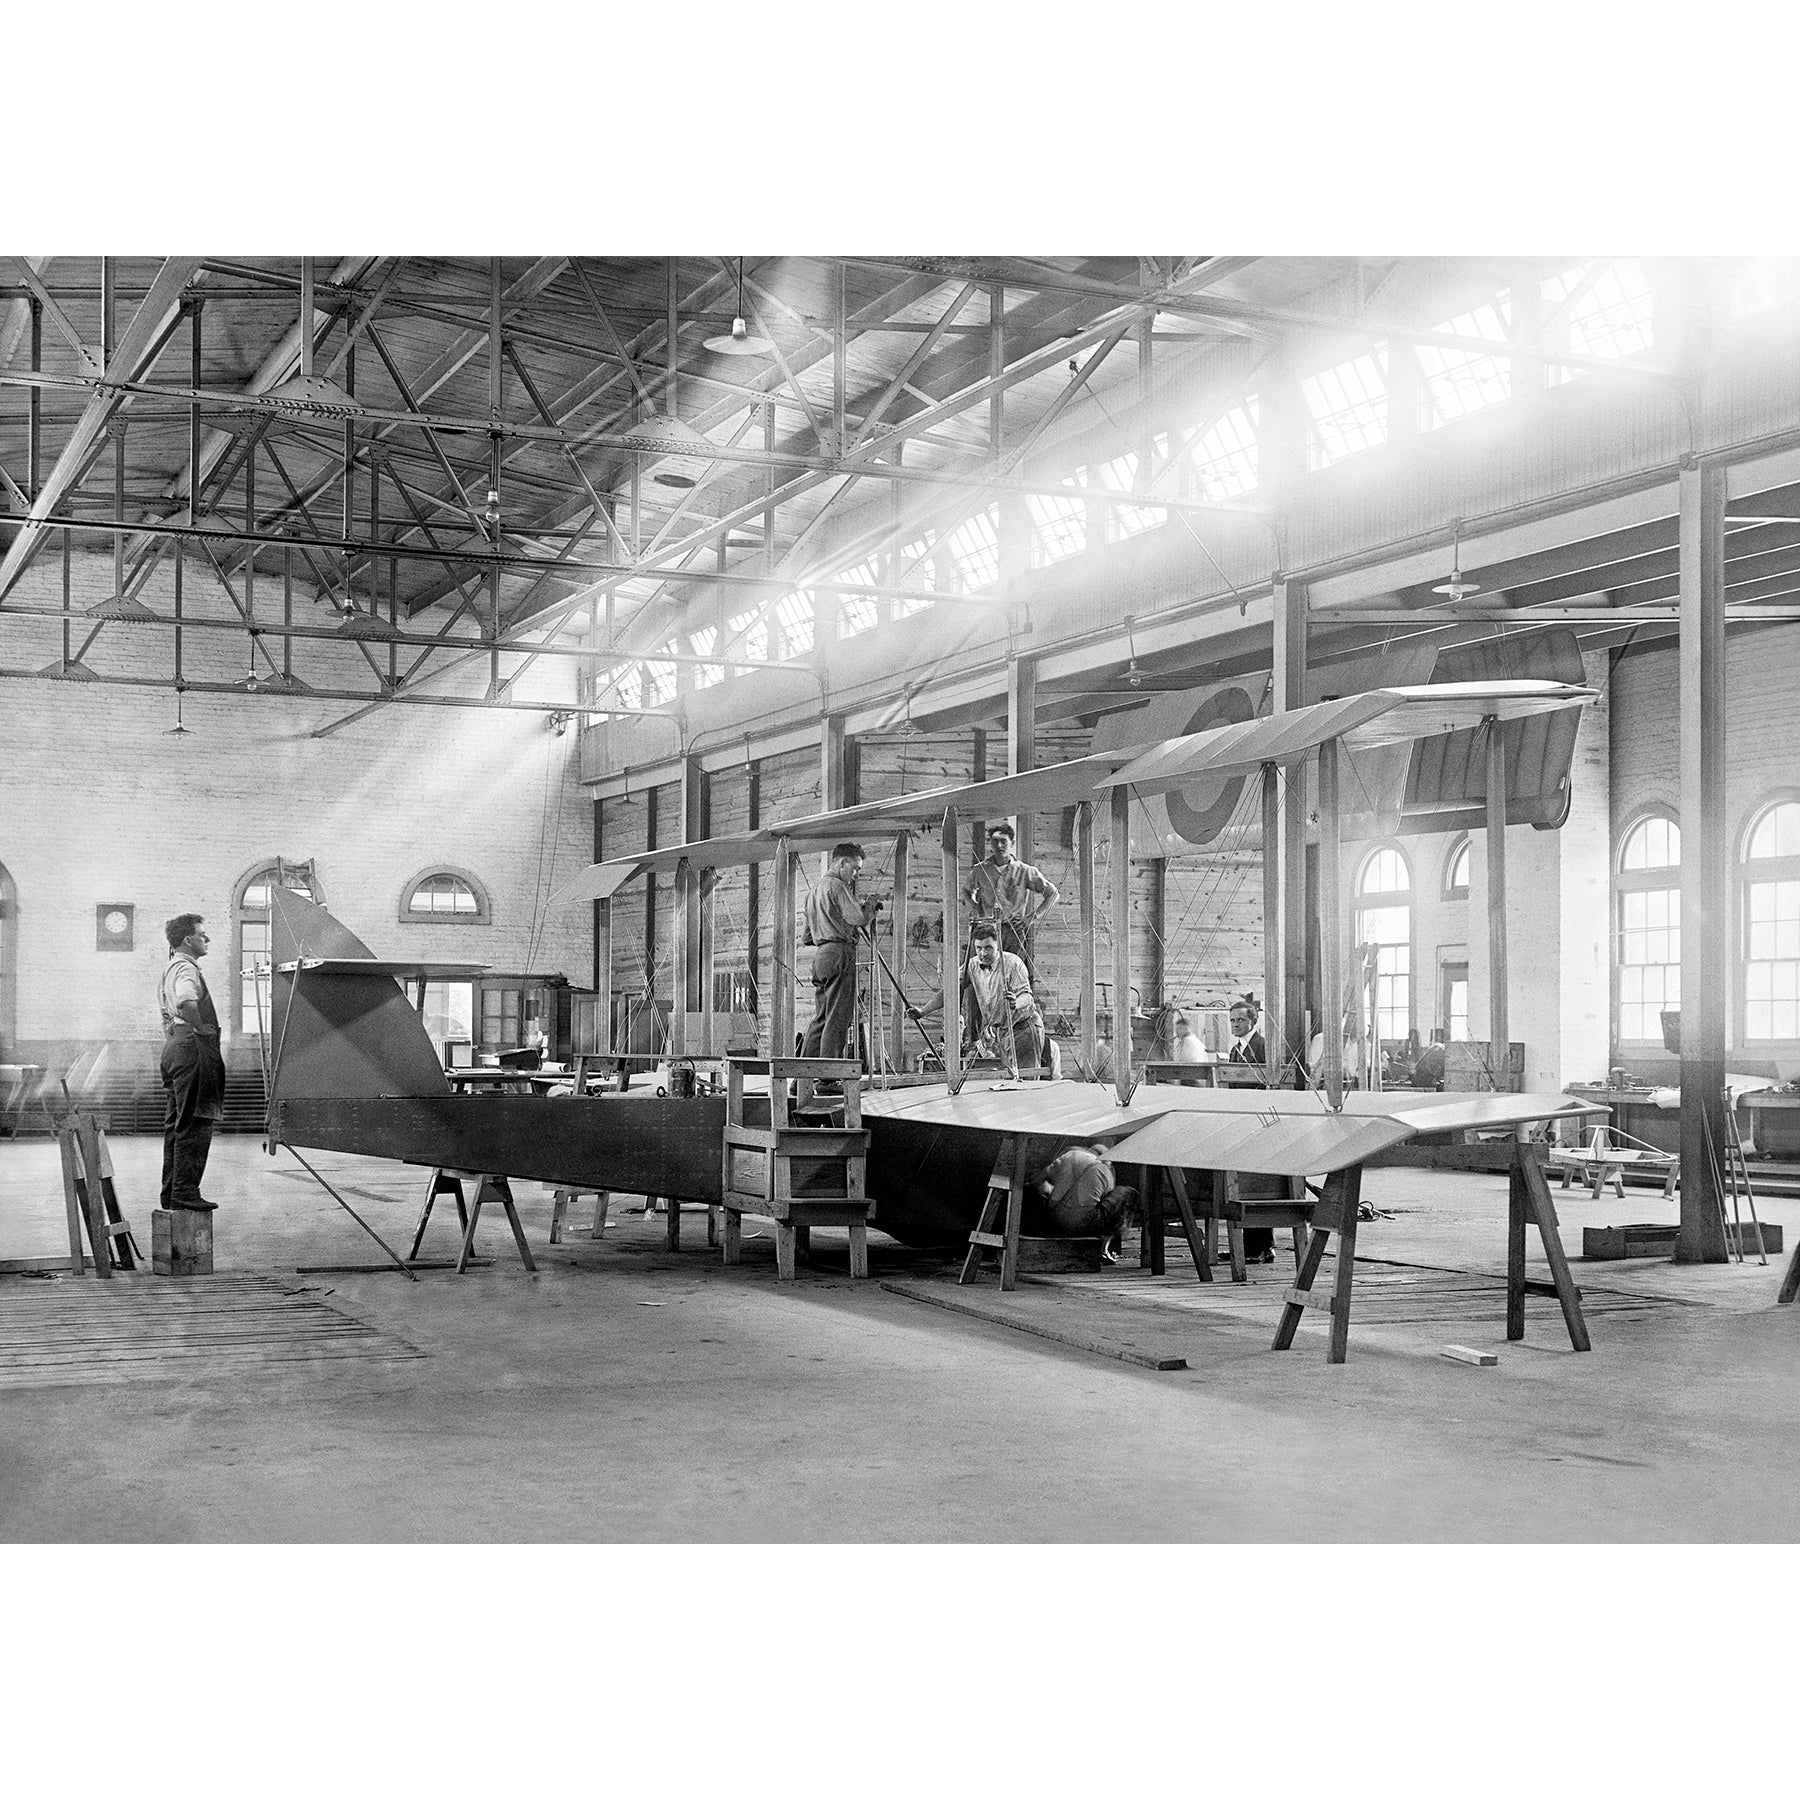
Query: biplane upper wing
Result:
<box><xmin>551</xmin><ymin>683</ymin><xmax>1593</xmax><ymax>911</ymax></box>
<box><xmin>1101</xmin><ymin>681</ymin><xmax>1596</xmax><ymax>795</ymax></box>
<box><xmin>547</xmin><ymin>749</ymin><xmax>1140</xmax><ymax>908</ymax></box>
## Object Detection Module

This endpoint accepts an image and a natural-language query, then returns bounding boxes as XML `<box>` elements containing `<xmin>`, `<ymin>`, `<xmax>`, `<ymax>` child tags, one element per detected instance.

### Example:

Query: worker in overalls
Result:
<box><xmin>158</xmin><ymin>913</ymin><xmax>226</xmax><ymax>1212</ymax></box>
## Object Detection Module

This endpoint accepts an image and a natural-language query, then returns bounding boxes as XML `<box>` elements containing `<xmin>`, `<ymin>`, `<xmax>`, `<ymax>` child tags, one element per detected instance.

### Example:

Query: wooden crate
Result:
<box><xmin>1444</xmin><ymin>1041</ymin><xmax>1525</xmax><ymax>1093</ymax></box>
<box><xmin>1582</xmin><ymin>1221</ymin><xmax>1782</xmax><ymax>1260</ymax></box>
<box><xmin>151</xmin><ymin>1209</ymin><xmax>214</xmax><ymax>1277</ymax></box>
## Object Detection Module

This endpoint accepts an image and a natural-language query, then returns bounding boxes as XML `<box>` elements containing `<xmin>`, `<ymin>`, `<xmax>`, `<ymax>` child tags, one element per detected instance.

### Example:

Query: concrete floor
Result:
<box><xmin>2</xmin><ymin>1130</ymin><xmax>1797</xmax><ymax>1542</ymax></box>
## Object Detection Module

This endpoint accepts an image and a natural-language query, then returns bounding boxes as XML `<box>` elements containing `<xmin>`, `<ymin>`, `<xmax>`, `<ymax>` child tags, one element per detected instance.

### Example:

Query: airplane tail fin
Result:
<box><xmin>268</xmin><ymin>890</ymin><xmax>450</xmax><ymax>1113</ymax></box>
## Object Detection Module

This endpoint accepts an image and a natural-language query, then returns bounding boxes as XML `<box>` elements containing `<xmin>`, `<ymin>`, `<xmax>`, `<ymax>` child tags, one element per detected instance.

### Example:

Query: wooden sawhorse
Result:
<box><xmin>550</xmin><ymin>1187</ymin><xmax>609</xmax><ymax>1244</ymax></box>
<box><xmin>407</xmin><ymin>1167</ymin><xmax>537</xmax><ymax>1274</ymax></box>
<box><xmin>1272</xmin><ymin>1139</ymin><xmax>1591</xmax><ymax>1364</ymax></box>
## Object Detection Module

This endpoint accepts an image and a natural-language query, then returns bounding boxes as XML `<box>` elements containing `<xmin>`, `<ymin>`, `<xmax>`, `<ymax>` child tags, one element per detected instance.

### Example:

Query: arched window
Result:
<box><xmin>1443</xmin><ymin>836</ymin><xmax>1471</xmax><ymax>899</ymax></box>
<box><xmin>1356</xmin><ymin>845</ymin><xmax>1412</xmax><ymax>1043</ymax></box>
<box><xmin>1742</xmin><ymin>799</ymin><xmax>1800</xmax><ymax>1041</ymax></box>
<box><xmin>400</xmin><ymin>869</ymin><xmax>490</xmax><ymax>923</ymax></box>
<box><xmin>1617</xmin><ymin>812</ymin><xmax>1680</xmax><ymax>1044</ymax></box>
<box><xmin>235</xmin><ymin>860</ymin><xmax>323</xmax><ymax>1041</ymax></box>
<box><xmin>0</xmin><ymin>859</ymin><xmax>15</xmax><ymax>1057</ymax></box>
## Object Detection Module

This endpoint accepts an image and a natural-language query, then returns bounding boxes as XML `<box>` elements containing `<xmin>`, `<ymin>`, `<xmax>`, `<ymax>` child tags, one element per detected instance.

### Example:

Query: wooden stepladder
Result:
<box><xmin>722</xmin><ymin>1057</ymin><xmax>871</xmax><ymax>1281</ymax></box>
<box><xmin>959</xmin><ymin>1134</ymin><xmax>1027</xmax><ymax>1290</ymax></box>
<box><xmin>1273</xmin><ymin>1139</ymin><xmax>1592</xmax><ymax>1364</ymax></box>
<box><xmin>1271</xmin><ymin>1165</ymin><xmax>1363</xmax><ymax>1364</ymax></box>
<box><xmin>57</xmin><ymin>1108</ymin><xmax>141</xmax><ymax>1277</ymax></box>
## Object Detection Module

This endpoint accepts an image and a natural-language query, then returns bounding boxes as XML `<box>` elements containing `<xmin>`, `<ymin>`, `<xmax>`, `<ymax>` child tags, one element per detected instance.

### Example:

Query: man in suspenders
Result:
<box><xmin>158</xmin><ymin>913</ymin><xmax>226</xmax><ymax>1212</ymax></box>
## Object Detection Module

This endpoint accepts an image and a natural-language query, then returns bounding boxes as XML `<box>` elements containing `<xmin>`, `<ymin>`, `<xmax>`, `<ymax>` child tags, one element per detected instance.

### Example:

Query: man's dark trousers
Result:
<box><xmin>801</xmin><ymin>940</ymin><xmax>858</xmax><ymax>1061</ymax></box>
<box><xmin>159</xmin><ymin>1035</ymin><xmax>222</xmax><ymax>1209</ymax></box>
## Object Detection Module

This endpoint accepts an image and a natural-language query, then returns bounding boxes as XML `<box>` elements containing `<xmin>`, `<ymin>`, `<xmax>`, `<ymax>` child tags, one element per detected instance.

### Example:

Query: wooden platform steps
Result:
<box><xmin>722</xmin><ymin>1057</ymin><xmax>870</xmax><ymax>1280</ymax></box>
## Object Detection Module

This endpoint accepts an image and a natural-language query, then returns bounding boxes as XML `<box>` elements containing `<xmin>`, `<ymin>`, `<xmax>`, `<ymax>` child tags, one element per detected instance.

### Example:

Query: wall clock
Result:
<box><xmin>96</xmin><ymin>904</ymin><xmax>135</xmax><ymax>952</ymax></box>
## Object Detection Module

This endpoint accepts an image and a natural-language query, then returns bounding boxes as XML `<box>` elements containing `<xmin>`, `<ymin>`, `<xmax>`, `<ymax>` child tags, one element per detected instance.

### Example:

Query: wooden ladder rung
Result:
<box><xmin>967</xmin><ymin>1231</ymin><xmax>1007</xmax><ymax>1249</ymax></box>
<box><xmin>1520</xmin><ymin>1276</ymin><xmax>1575</xmax><ymax>1299</ymax></box>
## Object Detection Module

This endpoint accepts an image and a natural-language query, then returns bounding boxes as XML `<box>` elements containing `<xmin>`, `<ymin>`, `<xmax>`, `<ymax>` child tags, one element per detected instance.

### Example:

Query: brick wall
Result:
<box><xmin>1</xmin><ymin>553</ymin><xmax>593</xmax><ymax>1072</ymax></box>
<box><xmin>1609</xmin><ymin>625</ymin><xmax>1800</xmax><ymax>1063</ymax></box>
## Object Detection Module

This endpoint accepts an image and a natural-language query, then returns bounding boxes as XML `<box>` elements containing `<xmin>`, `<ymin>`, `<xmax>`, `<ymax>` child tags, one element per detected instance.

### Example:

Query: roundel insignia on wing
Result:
<box><xmin>1163</xmin><ymin>685</ymin><xmax>1258</xmax><ymax>846</ymax></box>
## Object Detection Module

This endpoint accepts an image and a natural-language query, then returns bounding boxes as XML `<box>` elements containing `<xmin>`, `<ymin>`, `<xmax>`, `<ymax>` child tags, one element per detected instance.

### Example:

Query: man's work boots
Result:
<box><xmin>170</xmin><ymin>1195</ymin><xmax>218</xmax><ymax>1212</ymax></box>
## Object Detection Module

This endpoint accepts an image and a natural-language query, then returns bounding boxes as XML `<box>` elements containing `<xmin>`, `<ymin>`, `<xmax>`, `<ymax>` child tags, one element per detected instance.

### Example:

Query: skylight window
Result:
<box><xmin>1026</xmin><ymin>488</ymin><xmax>1087</xmax><ymax>565</ymax></box>
<box><xmin>1542</xmin><ymin>261</ymin><xmax>1655</xmax><ymax>381</ymax></box>
<box><xmin>616</xmin><ymin>664</ymin><xmax>644</xmax><ymax>709</ymax></box>
<box><xmin>1730</xmin><ymin>261</ymin><xmax>1800</xmax><ymax>321</ymax></box>
<box><xmin>1088</xmin><ymin>453</ymin><xmax>1166</xmax><ymax>539</ymax></box>
<box><xmin>727</xmin><ymin>604</ymin><xmax>768</xmax><ymax>664</ymax></box>
<box><xmin>892</xmin><ymin>534</ymin><xmax>936</xmax><ymax>617</ymax></box>
<box><xmin>1303</xmin><ymin>348</ymin><xmax>1389</xmax><ymax>469</ymax></box>
<box><xmin>835</xmin><ymin>558</ymin><xmax>881</xmax><ymax>639</ymax></box>
<box><xmin>774</xmin><ymin>589</ymin><xmax>815</xmax><ymax>659</ymax></box>
<box><xmin>1418</xmin><ymin>296</ymin><xmax>1512</xmax><ymax>427</ymax></box>
<box><xmin>642</xmin><ymin>649</ymin><xmax>678</xmax><ymax>707</ymax></box>
<box><xmin>940</xmin><ymin>504</ymin><xmax>1001</xmax><ymax>591</ymax></box>
<box><xmin>689</xmin><ymin>625</ymin><xmax>724</xmax><ymax>688</ymax></box>
<box><xmin>1189</xmin><ymin>397</ymin><xmax>1259</xmax><ymax>500</ymax></box>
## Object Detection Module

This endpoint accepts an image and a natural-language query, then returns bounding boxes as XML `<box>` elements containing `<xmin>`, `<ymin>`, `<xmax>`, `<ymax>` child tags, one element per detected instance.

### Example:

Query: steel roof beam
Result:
<box><xmin>0</xmin><ymin>256</ymin><xmax>203</xmax><ymax>604</ymax></box>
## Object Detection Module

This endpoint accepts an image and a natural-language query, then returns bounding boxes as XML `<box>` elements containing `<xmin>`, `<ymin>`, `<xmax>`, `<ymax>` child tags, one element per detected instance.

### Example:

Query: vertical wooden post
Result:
<box><xmin>1262</xmin><ymin>763</ymin><xmax>1282</xmax><ymax>1082</ymax></box>
<box><xmin>1272</xmin><ymin>577</ymin><xmax>1309</xmax><ymax>1078</ymax></box>
<box><xmin>1111</xmin><ymin>783</ymin><xmax>1133</xmax><ymax>1105</ymax></box>
<box><xmin>746</xmin><ymin>756</ymin><xmax>762</xmax><ymax>1024</ymax></box>
<box><xmin>1317</xmin><ymin>742</ymin><xmax>1344</xmax><ymax>1107</ymax></box>
<box><xmin>771</xmin><ymin>837</ymin><xmax>795</xmax><ymax>1059</ymax></box>
<box><xmin>1485</xmin><ymin>719</ymin><xmax>1510</xmax><ymax>1089</ymax></box>
<box><xmin>595</xmin><ymin>897</ymin><xmax>614</xmax><ymax>1053</ymax></box>
<box><xmin>1678</xmin><ymin>460</ymin><xmax>1730</xmax><ymax>1262</ymax></box>
<box><xmin>671</xmin><ymin>858</ymin><xmax>691</xmax><ymax>1057</ymax></box>
<box><xmin>1076</xmin><ymin>801</ymin><xmax>1098</xmax><ymax>1078</ymax></box>
<box><xmin>941</xmin><ymin>807</ymin><xmax>961</xmax><ymax>1090</ymax></box>
<box><xmin>1007</xmin><ymin>654</ymin><xmax>1037</xmax><ymax>867</ymax></box>
<box><xmin>888</xmin><ymin>830</ymin><xmax>910</xmax><ymax>1074</ymax></box>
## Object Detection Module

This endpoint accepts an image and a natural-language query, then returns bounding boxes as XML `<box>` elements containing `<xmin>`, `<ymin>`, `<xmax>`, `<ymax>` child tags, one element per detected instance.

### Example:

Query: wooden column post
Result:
<box><xmin>1076</xmin><ymin>801</ymin><xmax>1098</xmax><ymax>1078</ymax></box>
<box><xmin>746</xmin><ymin>756</ymin><xmax>762</xmax><ymax>1025</ymax></box>
<box><xmin>593</xmin><ymin>799</ymin><xmax>611</xmax><ymax>1049</ymax></box>
<box><xmin>771</xmin><ymin>837</ymin><xmax>796</xmax><ymax>1059</ymax></box>
<box><xmin>1111</xmin><ymin>783</ymin><xmax>1133</xmax><ymax>1105</ymax></box>
<box><xmin>671</xmin><ymin>857</ymin><xmax>692</xmax><ymax>1057</ymax></box>
<box><xmin>1007</xmin><ymin>654</ymin><xmax>1037</xmax><ymax>866</ymax></box>
<box><xmin>888</xmin><ymin>829</ymin><xmax>910</xmax><ymax>1074</ymax></box>
<box><xmin>941</xmin><ymin>806</ymin><xmax>961</xmax><ymax>1091</ymax></box>
<box><xmin>1486</xmin><ymin>719</ymin><xmax>1509</xmax><ymax>1088</ymax></box>
<box><xmin>1317</xmin><ymin>742</ymin><xmax>1344</xmax><ymax>1107</ymax></box>
<box><xmin>1272</xmin><ymin>577</ymin><xmax>1309</xmax><ymax>1078</ymax></box>
<box><xmin>1678</xmin><ymin>460</ymin><xmax>1730</xmax><ymax>1262</ymax></box>
<box><xmin>1262</xmin><ymin>763</ymin><xmax>1282</xmax><ymax>1082</ymax></box>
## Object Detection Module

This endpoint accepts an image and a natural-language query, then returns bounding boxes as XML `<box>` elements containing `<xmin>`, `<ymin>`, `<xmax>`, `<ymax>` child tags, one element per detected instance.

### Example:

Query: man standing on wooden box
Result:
<box><xmin>157</xmin><ymin>913</ymin><xmax>225</xmax><ymax>1212</ymax></box>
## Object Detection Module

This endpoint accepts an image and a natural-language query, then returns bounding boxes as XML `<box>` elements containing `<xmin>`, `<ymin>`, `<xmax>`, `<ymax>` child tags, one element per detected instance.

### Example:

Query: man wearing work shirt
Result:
<box><xmin>963</xmin><ymin>822</ymin><xmax>1057</xmax><ymax>973</ymax></box>
<box><xmin>801</xmin><ymin>842</ymin><xmax>880</xmax><ymax>1087</ymax></box>
<box><xmin>158</xmin><ymin>912</ymin><xmax>226</xmax><ymax>1212</ymax></box>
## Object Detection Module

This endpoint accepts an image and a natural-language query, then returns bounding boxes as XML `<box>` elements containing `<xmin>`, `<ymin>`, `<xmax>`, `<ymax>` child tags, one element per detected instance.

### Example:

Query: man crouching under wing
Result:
<box><xmin>1026</xmin><ymin>1141</ymin><xmax>1135</xmax><ymax>1263</ymax></box>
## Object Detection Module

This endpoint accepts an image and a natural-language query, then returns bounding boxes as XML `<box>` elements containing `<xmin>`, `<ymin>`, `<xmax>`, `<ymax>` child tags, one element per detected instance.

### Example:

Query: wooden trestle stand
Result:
<box><xmin>1272</xmin><ymin>1139</ymin><xmax>1591</xmax><ymax>1364</ymax></box>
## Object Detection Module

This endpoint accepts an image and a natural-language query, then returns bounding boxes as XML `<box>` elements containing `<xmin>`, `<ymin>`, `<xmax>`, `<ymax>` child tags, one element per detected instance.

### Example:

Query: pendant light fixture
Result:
<box><xmin>703</xmin><ymin>259</ymin><xmax>774</xmax><ymax>357</ymax></box>
<box><xmin>1432</xmin><ymin>521</ymin><xmax>1482</xmax><ymax>603</ymax></box>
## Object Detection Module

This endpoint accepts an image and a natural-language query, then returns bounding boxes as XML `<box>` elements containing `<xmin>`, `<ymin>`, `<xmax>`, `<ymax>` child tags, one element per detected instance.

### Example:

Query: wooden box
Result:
<box><xmin>1445</xmin><ymin>1041</ymin><xmax>1525</xmax><ymax>1092</ymax></box>
<box><xmin>152</xmin><ymin>1208</ymin><xmax>214</xmax><ymax>1277</ymax></box>
<box><xmin>1013</xmin><ymin>1235</ymin><xmax>1105</xmax><ymax>1273</ymax></box>
<box><xmin>1582</xmin><ymin>1221</ymin><xmax>1782</xmax><ymax>1260</ymax></box>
